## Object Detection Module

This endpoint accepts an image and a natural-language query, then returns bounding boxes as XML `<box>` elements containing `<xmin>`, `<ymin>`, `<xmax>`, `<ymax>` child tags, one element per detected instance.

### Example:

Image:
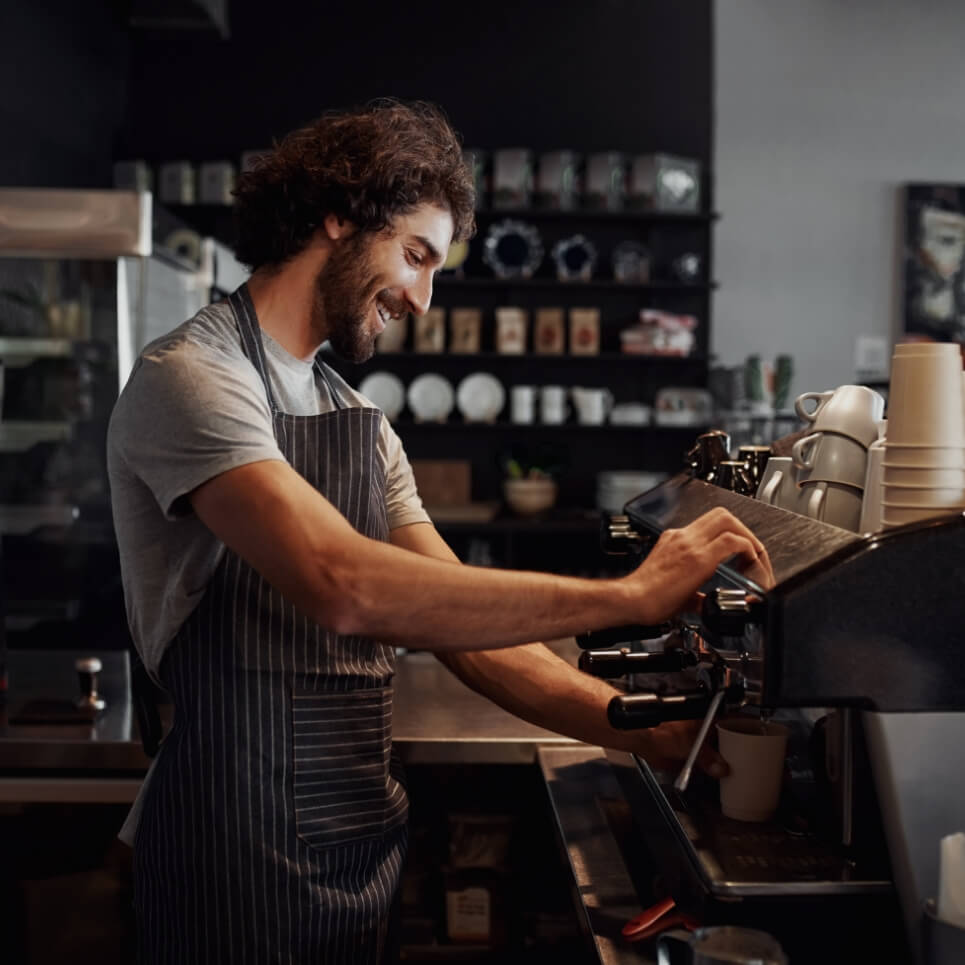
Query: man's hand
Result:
<box><xmin>634</xmin><ymin>718</ymin><xmax>729</xmax><ymax>779</ymax></box>
<box><xmin>623</xmin><ymin>507</ymin><xmax>774</xmax><ymax>625</ymax></box>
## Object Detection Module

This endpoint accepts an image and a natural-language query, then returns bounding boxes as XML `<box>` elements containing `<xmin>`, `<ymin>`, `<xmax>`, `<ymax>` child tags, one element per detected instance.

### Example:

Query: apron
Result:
<box><xmin>133</xmin><ymin>286</ymin><xmax>408</xmax><ymax>964</ymax></box>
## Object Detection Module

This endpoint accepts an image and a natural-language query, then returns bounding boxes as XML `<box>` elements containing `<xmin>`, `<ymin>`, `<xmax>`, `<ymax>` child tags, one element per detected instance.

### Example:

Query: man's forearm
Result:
<box><xmin>437</xmin><ymin>642</ymin><xmax>642</xmax><ymax>752</ymax></box>
<box><xmin>340</xmin><ymin>538</ymin><xmax>635</xmax><ymax>651</ymax></box>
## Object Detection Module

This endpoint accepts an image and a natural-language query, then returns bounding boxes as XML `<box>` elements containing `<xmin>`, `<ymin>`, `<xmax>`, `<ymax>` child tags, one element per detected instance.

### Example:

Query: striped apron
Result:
<box><xmin>133</xmin><ymin>287</ymin><xmax>408</xmax><ymax>964</ymax></box>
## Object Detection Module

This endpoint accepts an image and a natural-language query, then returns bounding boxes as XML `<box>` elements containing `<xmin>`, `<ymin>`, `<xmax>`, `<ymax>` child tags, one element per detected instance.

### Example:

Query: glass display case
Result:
<box><xmin>0</xmin><ymin>188</ymin><xmax>247</xmax><ymax>653</ymax></box>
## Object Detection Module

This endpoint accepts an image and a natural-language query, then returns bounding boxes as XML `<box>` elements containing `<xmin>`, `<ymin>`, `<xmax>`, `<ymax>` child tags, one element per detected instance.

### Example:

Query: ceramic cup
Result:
<box><xmin>798</xmin><ymin>479</ymin><xmax>864</xmax><ymax>531</ymax></box>
<box><xmin>717</xmin><ymin>718</ymin><xmax>789</xmax><ymax>822</ymax></box>
<box><xmin>859</xmin><ymin>441</ymin><xmax>886</xmax><ymax>534</ymax></box>
<box><xmin>510</xmin><ymin>385</ymin><xmax>537</xmax><ymax>425</ymax></box>
<box><xmin>792</xmin><ymin>431</ymin><xmax>869</xmax><ymax>488</ymax></box>
<box><xmin>756</xmin><ymin>456</ymin><xmax>794</xmax><ymax>507</ymax></box>
<box><xmin>571</xmin><ymin>386</ymin><xmax>614</xmax><ymax>425</ymax></box>
<box><xmin>540</xmin><ymin>385</ymin><xmax>569</xmax><ymax>425</ymax></box>
<box><xmin>794</xmin><ymin>385</ymin><xmax>885</xmax><ymax>447</ymax></box>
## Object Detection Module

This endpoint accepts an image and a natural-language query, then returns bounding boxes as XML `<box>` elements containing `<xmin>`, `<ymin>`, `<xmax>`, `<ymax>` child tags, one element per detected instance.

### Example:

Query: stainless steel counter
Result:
<box><xmin>0</xmin><ymin>643</ymin><xmax>581</xmax><ymax>799</ymax></box>
<box><xmin>538</xmin><ymin>745</ymin><xmax>657</xmax><ymax>965</ymax></box>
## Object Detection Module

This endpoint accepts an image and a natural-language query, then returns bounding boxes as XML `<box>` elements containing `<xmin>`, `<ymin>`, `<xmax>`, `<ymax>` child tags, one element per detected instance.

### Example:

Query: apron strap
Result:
<box><xmin>314</xmin><ymin>357</ymin><xmax>348</xmax><ymax>410</ymax></box>
<box><xmin>229</xmin><ymin>284</ymin><xmax>280</xmax><ymax>413</ymax></box>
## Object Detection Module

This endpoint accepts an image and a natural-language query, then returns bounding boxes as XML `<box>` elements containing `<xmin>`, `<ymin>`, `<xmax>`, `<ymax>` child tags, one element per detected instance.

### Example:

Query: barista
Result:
<box><xmin>107</xmin><ymin>99</ymin><xmax>773</xmax><ymax>964</ymax></box>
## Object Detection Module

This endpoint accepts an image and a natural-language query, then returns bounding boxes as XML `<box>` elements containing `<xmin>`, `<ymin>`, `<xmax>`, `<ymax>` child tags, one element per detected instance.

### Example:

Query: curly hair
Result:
<box><xmin>233</xmin><ymin>99</ymin><xmax>476</xmax><ymax>270</ymax></box>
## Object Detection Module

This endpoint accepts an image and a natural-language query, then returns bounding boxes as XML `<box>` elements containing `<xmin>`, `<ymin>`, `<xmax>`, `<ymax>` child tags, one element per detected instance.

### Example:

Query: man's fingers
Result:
<box><xmin>706</xmin><ymin>531</ymin><xmax>761</xmax><ymax>569</ymax></box>
<box><xmin>692</xmin><ymin>508</ymin><xmax>767</xmax><ymax>556</ymax></box>
<box><xmin>697</xmin><ymin>742</ymin><xmax>729</xmax><ymax>779</ymax></box>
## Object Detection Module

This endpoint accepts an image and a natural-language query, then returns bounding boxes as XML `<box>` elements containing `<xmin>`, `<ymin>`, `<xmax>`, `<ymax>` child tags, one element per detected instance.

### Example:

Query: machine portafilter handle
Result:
<box><xmin>576</xmin><ymin>623</ymin><xmax>673</xmax><ymax>650</ymax></box>
<box><xmin>607</xmin><ymin>681</ymin><xmax>743</xmax><ymax>730</ymax></box>
<box><xmin>578</xmin><ymin>648</ymin><xmax>698</xmax><ymax>678</ymax></box>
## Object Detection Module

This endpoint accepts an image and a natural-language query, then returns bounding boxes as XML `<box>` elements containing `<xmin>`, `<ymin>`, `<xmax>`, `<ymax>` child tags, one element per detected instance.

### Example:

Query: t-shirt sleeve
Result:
<box><xmin>110</xmin><ymin>338</ymin><xmax>286</xmax><ymax>519</ymax></box>
<box><xmin>380</xmin><ymin>419</ymin><xmax>431</xmax><ymax>530</ymax></box>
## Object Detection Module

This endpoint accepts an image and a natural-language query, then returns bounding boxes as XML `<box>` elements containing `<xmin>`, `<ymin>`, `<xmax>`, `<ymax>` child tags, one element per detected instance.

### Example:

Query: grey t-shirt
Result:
<box><xmin>107</xmin><ymin>295</ymin><xmax>429</xmax><ymax>675</ymax></box>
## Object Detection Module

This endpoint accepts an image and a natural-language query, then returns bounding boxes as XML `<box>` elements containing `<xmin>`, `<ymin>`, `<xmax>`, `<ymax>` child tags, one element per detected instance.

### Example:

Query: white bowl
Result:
<box><xmin>503</xmin><ymin>478</ymin><xmax>557</xmax><ymax>516</ymax></box>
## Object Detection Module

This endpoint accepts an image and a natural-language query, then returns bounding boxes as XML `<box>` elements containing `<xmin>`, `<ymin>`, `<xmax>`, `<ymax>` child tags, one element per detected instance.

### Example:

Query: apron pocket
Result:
<box><xmin>292</xmin><ymin>685</ymin><xmax>407</xmax><ymax>850</ymax></box>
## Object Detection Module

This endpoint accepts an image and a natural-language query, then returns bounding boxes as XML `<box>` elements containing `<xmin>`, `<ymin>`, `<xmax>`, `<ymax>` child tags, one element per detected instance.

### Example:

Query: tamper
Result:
<box><xmin>75</xmin><ymin>656</ymin><xmax>106</xmax><ymax>713</ymax></box>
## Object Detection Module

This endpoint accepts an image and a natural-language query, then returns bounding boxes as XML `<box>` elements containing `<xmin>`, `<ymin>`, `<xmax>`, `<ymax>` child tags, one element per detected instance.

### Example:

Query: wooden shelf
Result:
<box><xmin>473</xmin><ymin>207</ymin><xmax>719</xmax><ymax>223</ymax></box>
<box><xmin>388</xmin><ymin>420</ymin><xmax>706</xmax><ymax>433</ymax></box>
<box><xmin>0</xmin><ymin>421</ymin><xmax>72</xmax><ymax>452</ymax></box>
<box><xmin>434</xmin><ymin>276</ymin><xmax>715</xmax><ymax>292</ymax></box>
<box><xmin>330</xmin><ymin>352</ymin><xmax>707</xmax><ymax>368</ymax></box>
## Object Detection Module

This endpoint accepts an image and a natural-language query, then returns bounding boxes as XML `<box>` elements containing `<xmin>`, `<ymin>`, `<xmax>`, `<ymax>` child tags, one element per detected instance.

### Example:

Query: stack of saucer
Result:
<box><xmin>881</xmin><ymin>343</ymin><xmax>965</xmax><ymax>529</ymax></box>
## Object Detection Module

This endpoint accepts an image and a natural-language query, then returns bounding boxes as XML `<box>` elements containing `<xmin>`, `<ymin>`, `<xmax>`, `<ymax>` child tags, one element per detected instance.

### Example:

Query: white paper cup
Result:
<box><xmin>882</xmin><ymin>485</ymin><xmax>965</xmax><ymax>507</ymax></box>
<box><xmin>717</xmin><ymin>718</ymin><xmax>789</xmax><ymax>822</ymax></box>
<box><xmin>882</xmin><ymin>468</ymin><xmax>965</xmax><ymax>491</ymax></box>
<box><xmin>887</xmin><ymin>353</ymin><xmax>965</xmax><ymax>447</ymax></box>
<box><xmin>883</xmin><ymin>444</ymin><xmax>965</xmax><ymax>468</ymax></box>
<box><xmin>882</xmin><ymin>507</ymin><xmax>961</xmax><ymax>528</ymax></box>
<box><xmin>893</xmin><ymin>342</ymin><xmax>962</xmax><ymax>356</ymax></box>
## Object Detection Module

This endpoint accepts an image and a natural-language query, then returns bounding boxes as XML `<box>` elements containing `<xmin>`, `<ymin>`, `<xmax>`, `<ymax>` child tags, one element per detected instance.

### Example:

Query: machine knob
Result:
<box><xmin>701</xmin><ymin>587</ymin><xmax>757</xmax><ymax>638</ymax></box>
<box><xmin>601</xmin><ymin>515</ymin><xmax>647</xmax><ymax>556</ymax></box>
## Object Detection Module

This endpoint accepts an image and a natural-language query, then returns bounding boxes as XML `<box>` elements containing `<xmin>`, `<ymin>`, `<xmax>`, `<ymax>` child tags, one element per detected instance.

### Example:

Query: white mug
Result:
<box><xmin>510</xmin><ymin>385</ymin><xmax>537</xmax><ymax>424</ymax></box>
<box><xmin>540</xmin><ymin>385</ymin><xmax>569</xmax><ymax>424</ymax></box>
<box><xmin>794</xmin><ymin>385</ymin><xmax>885</xmax><ymax>447</ymax></box>
<box><xmin>571</xmin><ymin>386</ymin><xmax>614</xmax><ymax>425</ymax></box>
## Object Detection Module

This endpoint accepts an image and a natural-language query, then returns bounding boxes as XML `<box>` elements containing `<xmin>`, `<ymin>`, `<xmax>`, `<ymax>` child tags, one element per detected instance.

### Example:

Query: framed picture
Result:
<box><xmin>904</xmin><ymin>183</ymin><xmax>965</xmax><ymax>343</ymax></box>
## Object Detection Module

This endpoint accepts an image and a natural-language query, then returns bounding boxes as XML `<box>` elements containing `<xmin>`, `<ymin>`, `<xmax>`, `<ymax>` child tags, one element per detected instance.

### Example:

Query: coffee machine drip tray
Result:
<box><xmin>608</xmin><ymin>748</ymin><xmax>893</xmax><ymax>901</ymax></box>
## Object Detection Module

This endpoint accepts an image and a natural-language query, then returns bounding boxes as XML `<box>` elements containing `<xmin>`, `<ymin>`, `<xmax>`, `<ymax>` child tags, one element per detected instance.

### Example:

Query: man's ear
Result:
<box><xmin>322</xmin><ymin>213</ymin><xmax>350</xmax><ymax>241</ymax></box>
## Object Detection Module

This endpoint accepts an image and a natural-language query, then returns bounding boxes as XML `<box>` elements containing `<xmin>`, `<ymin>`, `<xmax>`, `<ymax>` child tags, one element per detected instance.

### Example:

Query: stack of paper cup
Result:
<box><xmin>882</xmin><ymin>343</ymin><xmax>965</xmax><ymax>528</ymax></box>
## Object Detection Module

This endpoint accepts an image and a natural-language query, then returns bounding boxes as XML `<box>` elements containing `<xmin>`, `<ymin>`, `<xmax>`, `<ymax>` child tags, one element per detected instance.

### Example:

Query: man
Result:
<box><xmin>108</xmin><ymin>99</ymin><xmax>772</xmax><ymax>964</ymax></box>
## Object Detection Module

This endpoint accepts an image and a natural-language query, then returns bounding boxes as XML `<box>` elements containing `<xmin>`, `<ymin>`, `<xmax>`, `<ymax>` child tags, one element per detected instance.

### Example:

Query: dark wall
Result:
<box><xmin>0</xmin><ymin>1</ymin><xmax>129</xmax><ymax>187</ymax></box>
<box><xmin>118</xmin><ymin>0</ymin><xmax>711</xmax><ymax>166</ymax></box>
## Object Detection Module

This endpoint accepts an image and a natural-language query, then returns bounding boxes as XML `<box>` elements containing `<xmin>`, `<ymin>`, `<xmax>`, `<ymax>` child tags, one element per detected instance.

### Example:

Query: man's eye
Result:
<box><xmin>406</xmin><ymin>250</ymin><xmax>424</xmax><ymax>267</ymax></box>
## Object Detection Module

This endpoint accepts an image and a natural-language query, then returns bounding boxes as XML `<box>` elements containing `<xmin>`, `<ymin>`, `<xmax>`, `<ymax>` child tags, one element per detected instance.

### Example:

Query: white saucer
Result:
<box><xmin>358</xmin><ymin>371</ymin><xmax>406</xmax><ymax>421</ymax></box>
<box><xmin>407</xmin><ymin>373</ymin><xmax>455</xmax><ymax>423</ymax></box>
<box><xmin>457</xmin><ymin>372</ymin><xmax>506</xmax><ymax>423</ymax></box>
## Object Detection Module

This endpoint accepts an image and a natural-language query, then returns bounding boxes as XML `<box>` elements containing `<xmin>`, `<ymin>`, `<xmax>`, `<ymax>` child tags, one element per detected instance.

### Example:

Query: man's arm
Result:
<box><xmin>390</xmin><ymin>521</ymin><xmax>728</xmax><ymax>775</ymax></box>
<box><xmin>190</xmin><ymin>458</ymin><xmax>771</xmax><ymax>654</ymax></box>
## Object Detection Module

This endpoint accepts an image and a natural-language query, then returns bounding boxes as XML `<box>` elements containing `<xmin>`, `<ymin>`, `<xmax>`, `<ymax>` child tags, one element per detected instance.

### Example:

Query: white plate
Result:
<box><xmin>457</xmin><ymin>372</ymin><xmax>506</xmax><ymax>423</ymax></box>
<box><xmin>407</xmin><ymin>373</ymin><xmax>455</xmax><ymax>423</ymax></box>
<box><xmin>358</xmin><ymin>371</ymin><xmax>406</xmax><ymax>421</ymax></box>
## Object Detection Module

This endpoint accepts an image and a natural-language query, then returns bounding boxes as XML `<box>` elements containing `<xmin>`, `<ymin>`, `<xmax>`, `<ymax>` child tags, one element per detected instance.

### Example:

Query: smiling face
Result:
<box><xmin>316</xmin><ymin>203</ymin><xmax>453</xmax><ymax>363</ymax></box>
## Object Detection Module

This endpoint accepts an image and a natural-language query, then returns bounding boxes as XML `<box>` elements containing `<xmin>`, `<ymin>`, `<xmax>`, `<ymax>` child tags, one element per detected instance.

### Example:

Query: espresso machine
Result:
<box><xmin>577</xmin><ymin>442</ymin><xmax>965</xmax><ymax>963</ymax></box>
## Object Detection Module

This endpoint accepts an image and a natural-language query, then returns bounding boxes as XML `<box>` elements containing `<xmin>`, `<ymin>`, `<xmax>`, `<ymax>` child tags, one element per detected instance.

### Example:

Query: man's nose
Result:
<box><xmin>406</xmin><ymin>271</ymin><xmax>433</xmax><ymax>317</ymax></box>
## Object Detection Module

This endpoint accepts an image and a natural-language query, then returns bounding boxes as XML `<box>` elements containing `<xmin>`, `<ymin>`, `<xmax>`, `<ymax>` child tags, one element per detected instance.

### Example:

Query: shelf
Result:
<box><xmin>474</xmin><ymin>207</ymin><xmax>719</xmax><ymax>223</ymax></box>
<box><xmin>165</xmin><ymin>204</ymin><xmax>717</xmax><ymax>224</ymax></box>
<box><xmin>434</xmin><ymin>276</ymin><xmax>715</xmax><ymax>292</ymax></box>
<box><xmin>0</xmin><ymin>504</ymin><xmax>79</xmax><ymax>534</ymax></box>
<box><xmin>337</xmin><ymin>351</ymin><xmax>706</xmax><ymax>365</ymax></box>
<box><xmin>0</xmin><ymin>421</ymin><xmax>72</xmax><ymax>451</ymax></box>
<box><xmin>0</xmin><ymin>337</ymin><xmax>76</xmax><ymax>365</ymax></box>
<box><xmin>389</xmin><ymin>420</ymin><xmax>706</xmax><ymax>434</ymax></box>
<box><xmin>434</xmin><ymin>513</ymin><xmax>601</xmax><ymax>534</ymax></box>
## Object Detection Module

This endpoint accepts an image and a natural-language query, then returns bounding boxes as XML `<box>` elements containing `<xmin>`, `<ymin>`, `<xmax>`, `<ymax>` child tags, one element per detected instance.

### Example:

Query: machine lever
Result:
<box><xmin>673</xmin><ymin>687</ymin><xmax>727</xmax><ymax>794</ymax></box>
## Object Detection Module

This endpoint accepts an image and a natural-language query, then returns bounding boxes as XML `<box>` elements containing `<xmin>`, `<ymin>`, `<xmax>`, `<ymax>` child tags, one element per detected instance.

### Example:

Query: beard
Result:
<box><xmin>314</xmin><ymin>231</ymin><xmax>392</xmax><ymax>364</ymax></box>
